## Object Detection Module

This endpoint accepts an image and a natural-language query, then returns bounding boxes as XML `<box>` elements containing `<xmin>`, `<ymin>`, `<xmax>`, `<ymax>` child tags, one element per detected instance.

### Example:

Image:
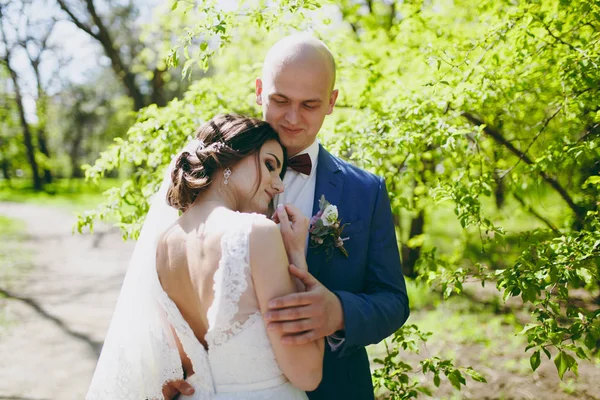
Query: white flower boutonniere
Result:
<box><xmin>309</xmin><ymin>195</ymin><xmax>349</xmax><ymax>259</ymax></box>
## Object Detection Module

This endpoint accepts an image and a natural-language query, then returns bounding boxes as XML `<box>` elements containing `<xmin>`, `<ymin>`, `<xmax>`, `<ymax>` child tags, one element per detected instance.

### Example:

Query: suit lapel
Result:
<box><xmin>307</xmin><ymin>145</ymin><xmax>343</xmax><ymax>279</ymax></box>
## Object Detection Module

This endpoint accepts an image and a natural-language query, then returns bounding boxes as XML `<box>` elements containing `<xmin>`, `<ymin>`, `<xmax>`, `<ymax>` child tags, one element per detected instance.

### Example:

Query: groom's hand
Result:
<box><xmin>265</xmin><ymin>264</ymin><xmax>344</xmax><ymax>345</ymax></box>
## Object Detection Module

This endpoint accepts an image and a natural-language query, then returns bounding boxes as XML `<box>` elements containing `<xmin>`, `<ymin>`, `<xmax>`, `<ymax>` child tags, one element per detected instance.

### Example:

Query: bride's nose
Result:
<box><xmin>272</xmin><ymin>177</ymin><xmax>284</xmax><ymax>193</ymax></box>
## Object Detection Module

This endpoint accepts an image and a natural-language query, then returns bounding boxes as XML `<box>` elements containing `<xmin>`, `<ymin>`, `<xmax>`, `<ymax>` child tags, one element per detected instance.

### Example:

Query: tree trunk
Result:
<box><xmin>69</xmin><ymin>120</ymin><xmax>85</xmax><ymax>179</ymax></box>
<box><xmin>0</xmin><ymin>138</ymin><xmax>10</xmax><ymax>184</ymax></box>
<box><xmin>70</xmin><ymin>156</ymin><xmax>84</xmax><ymax>178</ymax></box>
<box><xmin>31</xmin><ymin>63</ymin><xmax>53</xmax><ymax>184</ymax></box>
<box><xmin>401</xmin><ymin>208</ymin><xmax>425</xmax><ymax>279</ymax></box>
<box><xmin>493</xmin><ymin>148</ymin><xmax>505</xmax><ymax>209</ymax></box>
<box><xmin>37</xmin><ymin>127</ymin><xmax>53</xmax><ymax>184</ymax></box>
<box><xmin>401</xmin><ymin>149</ymin><xmax>435</xmax><ymax>278</ymax></box>
<box><xmin>91</xmin><ymin>18</ymin><xmax>145</xmax><ymax>110</ymax></box>
<box><xmin>151</xmin><ymin>67</ymin><xmax>166</xmax><ymax>107</ymax></box>
<box><xmin>1</xmin><ymin>158</ymin><xmax>10</xmax><ymax>185</ymax></box>
<box><xmin>6</xmin><ymin>61</ymin><xmax>42</xmax><ymax>190</ymax></box>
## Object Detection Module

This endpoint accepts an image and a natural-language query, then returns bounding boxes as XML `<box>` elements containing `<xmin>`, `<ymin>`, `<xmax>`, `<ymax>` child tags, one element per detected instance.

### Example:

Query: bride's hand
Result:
<box><xmin>162</xmin><ymin>379</ymin><xmax>194</xmax><ymax>399</ymax></box>
<box><xmin>272</xmin><ymin>203</ymin><xmax>309</xmax><ymax>262</ymax></box>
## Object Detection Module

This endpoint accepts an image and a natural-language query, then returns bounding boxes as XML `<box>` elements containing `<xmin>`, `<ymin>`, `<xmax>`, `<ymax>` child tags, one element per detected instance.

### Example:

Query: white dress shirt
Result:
<box><xmin>274</xmin><ymin>139</ymin><xmax>320</xmax><ymax>219</ymax></box>
<box><xmin>274</xmin><ymin>139</ymin><xmax>345</xmax><ymax>351</ymax></box>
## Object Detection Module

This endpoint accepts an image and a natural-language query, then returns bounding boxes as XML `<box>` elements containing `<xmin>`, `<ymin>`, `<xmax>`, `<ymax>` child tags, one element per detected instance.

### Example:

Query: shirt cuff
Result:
<box><xmin>327</xmin><ymin>331</ymin><xmax>346</xmax><ymax>352</ymax></box>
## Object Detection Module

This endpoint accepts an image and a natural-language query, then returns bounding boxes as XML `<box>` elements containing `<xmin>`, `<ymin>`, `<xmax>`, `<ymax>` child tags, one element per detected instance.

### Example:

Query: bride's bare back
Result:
<box><xmin>156</xmin><ymin>206</ymin><xmax>244</xmax><ymax>349</ymax></box>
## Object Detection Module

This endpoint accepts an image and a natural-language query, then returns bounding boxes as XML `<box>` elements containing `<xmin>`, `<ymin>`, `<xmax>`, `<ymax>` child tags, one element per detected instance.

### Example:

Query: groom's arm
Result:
<box><xmin>265</xmin><ymin>178</ymin><xmax>409</xmax><ymax>352</ymax></box>
<box><xmin>331</xmin><ymin>177</ymin><xmax>409</xmax><ymax>355</ymax></box>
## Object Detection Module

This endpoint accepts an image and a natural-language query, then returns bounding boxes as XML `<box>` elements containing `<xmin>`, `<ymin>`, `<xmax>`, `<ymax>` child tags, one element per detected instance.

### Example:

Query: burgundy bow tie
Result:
<box><xmin>288</xmin><ymin>153</ymin><xmax>312</xmax><ymax>175</ymax></box>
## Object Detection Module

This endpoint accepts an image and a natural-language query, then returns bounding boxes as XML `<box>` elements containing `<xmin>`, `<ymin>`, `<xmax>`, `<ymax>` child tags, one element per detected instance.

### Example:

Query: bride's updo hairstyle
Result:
<box><xmin>167</xmin><ymin>114</ymin><xmax>287</xmax><ymax>212</ymax></box>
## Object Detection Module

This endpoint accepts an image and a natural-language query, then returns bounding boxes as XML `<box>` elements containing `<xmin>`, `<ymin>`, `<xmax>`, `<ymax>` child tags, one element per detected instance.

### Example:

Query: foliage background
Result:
<box><xmin>1</xmin><ymin>0</ymin><xmax>599</xmax><ymax>398</ymax></box>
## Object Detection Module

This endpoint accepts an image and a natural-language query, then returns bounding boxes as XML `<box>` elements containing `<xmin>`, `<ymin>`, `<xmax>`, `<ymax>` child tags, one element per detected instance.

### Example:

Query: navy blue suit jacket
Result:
<box><xmin>306</xmin><ymin>145</ymin><xmax>410</xmax><ymax>400</ymax></box>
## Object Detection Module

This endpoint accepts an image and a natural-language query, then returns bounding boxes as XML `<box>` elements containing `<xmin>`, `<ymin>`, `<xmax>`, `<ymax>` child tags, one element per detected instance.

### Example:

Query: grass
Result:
<box><xmin>0</xmin><ymin>215</ymin><xmax>25</xmax><ymax>238</ymax></box>
<box><xmin>0</xmin><ymin>178</ymin><xmax>122</xmax><ymax>212</ymax></box>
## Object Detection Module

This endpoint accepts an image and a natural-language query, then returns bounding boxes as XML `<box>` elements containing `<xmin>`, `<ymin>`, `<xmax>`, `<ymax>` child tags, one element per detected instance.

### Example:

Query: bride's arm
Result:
<box><xmin>250</xmin><ymin>218</ymin><xmax>324</xmax><ymax>392</ymax></box>
<box><xmin>160</xmin><ymin>327</ymin><xmax>196</xmax><ymax>399</ymax></box>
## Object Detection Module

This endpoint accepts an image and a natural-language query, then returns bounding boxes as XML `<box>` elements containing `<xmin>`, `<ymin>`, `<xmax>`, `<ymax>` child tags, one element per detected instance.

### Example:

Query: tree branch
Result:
<box><xmin>512</xmin><ymin>192</ymin><xmax>561</xmax><ymax>235</ymax></box>
<box><xmin>541</xmin><ymin>20</ymin><xmax>598</xmax><ymax>69</ymax></box>
<box><xmin>462</xmin><ymin>112</ymin><xmax>585</xmax><ymax>224</ymax></box>
<box><xmin>56</xmin><ymin>0</ymin><xmax>99</xmax><ymax>40</ymax></box>
<box><xmin>58</xmin><ymin>0</ymin><xmax>144</xmax><ymax>110</ymax></box>
<box><xmin>503</xmin><ymin>105</ymin><xmax>563</xmax><ymax>175</ymax></box>
<box><xmin>576</xmin><ymin>122</ymin><xmax>600</xmax><ymax>145</ymax></box>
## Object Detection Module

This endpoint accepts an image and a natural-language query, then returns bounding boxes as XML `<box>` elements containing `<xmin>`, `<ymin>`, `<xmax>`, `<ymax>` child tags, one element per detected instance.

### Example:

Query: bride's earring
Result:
<box><xmin>223</xmin><ymin>168</ymin><xmax>232</xmax><ymax>185</ymax></box>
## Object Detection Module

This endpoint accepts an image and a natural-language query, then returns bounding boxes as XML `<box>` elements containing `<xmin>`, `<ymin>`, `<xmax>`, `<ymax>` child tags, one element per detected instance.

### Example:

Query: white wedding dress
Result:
<box><xmin>87</xmin><ymin>141</ymin><xmax>308</xmax><ymax>400</ymax></box>
<box><xmin>157</xmin><ymin>213</ymin><xmax>308</xmax><ymax>400</ymax></box>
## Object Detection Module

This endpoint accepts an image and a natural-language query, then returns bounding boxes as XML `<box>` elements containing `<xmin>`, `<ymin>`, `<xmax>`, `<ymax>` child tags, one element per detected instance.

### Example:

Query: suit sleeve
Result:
<box><xmin>332</xmin><ymin>177</ymin><xmax>410</xmax><ymax>356</ymax></box>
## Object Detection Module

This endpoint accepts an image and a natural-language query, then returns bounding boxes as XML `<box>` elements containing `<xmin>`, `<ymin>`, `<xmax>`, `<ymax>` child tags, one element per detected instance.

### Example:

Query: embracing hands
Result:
<box><xmin>269</xmin><ymin>204</ymin><xmax>345</xmax><ymax>345</ymax></box>
<box><xmin>265</xmin><ymin>264</ymin><xmax>344</xmax><ymax>345</ymax></box>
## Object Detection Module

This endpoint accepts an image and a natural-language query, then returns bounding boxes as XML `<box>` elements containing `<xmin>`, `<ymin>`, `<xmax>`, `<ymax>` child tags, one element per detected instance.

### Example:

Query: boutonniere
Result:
<box><xmin>309</xmin><ymin>195</ymin><xmax>349</xmax><ymax>259</ymax></box>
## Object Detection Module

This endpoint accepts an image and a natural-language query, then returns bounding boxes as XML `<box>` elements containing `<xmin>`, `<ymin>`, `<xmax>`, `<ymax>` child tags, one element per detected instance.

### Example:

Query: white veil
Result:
<box><xmin>87</xmin><ymin>141</ymin><xmax>202</xmax><ymax>400</ymax></box>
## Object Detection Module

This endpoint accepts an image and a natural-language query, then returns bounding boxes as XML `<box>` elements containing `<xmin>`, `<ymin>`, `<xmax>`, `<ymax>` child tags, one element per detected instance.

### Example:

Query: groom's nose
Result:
<box><xmin>285</xmin><ymin>106</ymin><xmax>300</xmax><ymax>125</ymax></box>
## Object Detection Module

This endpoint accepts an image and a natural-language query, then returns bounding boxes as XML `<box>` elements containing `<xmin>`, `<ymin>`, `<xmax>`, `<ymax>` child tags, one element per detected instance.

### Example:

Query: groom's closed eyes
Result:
<box><xmin>269</xmin><ymin>94</ymin><xmax>322</xmax><ymax>110</ymax></box>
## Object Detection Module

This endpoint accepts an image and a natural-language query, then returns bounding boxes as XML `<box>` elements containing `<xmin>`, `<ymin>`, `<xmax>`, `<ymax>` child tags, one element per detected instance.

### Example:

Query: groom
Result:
<box><xmin>168</xmin><ymin>35</ymin><xmax>409</xmax><ymax>400</ymax></box>
<box><xmin>258</xmin><ymin>35</ymin><xmax>409</xmax><ymax>399</ymax></box>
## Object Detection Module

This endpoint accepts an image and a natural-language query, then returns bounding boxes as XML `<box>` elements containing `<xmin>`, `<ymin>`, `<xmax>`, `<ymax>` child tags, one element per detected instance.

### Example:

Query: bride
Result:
<box><xmin>87</xmin><ymin>114</ymin><xmax>324</xmax><ymax>400</ymax></box>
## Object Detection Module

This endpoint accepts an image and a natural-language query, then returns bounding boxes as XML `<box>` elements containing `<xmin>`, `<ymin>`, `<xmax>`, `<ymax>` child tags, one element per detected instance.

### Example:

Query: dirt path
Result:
<box><xmin>0</xmin><ymin>202</ymin><xmax>134</xmax><ymax>400</ymax></box>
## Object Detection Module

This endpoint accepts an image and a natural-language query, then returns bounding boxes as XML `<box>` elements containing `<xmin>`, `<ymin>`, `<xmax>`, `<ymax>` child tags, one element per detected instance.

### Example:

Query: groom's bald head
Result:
<box><xmin>256</xmin><ymin>34</ymin><xmax>339</xmax><ymax>156</ymax></box>
<box><xmin>262</xmin><ymin>34</ymin><xmax>336</xmax><ymax>92</ymax></box>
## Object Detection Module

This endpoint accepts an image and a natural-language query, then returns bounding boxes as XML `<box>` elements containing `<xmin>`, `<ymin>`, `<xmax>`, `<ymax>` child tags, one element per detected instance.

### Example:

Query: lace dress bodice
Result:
<box><xmin>156</xmin><ymin>213</ymin><xmax>307</xmax><ymax>400</ymax></box>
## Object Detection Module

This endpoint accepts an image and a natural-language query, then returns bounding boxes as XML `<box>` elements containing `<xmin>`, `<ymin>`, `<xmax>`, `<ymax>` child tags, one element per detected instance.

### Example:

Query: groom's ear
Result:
<box><xmin>255</xmin><ymin>78</ymin><xmax>263</xmax><ymax>106</ymax></box>
<box><xmin>326</xmin><ymin>89</ymin><xmax>339</xmax><ymax>115</ymax></box>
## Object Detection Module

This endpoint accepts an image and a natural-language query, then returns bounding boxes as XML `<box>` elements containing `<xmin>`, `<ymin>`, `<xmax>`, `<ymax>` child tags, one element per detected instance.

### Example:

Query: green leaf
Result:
<box><xmin>448</xmin><ymin>370</ymin><xmax>465</xmax><ymax>390</ymax></box>
<box><xmin>416</xmin><ymin>386</ymin><xmax>433</xmax><ymax>396</ymax></box>
<box><xmin>554</xmin><ymin>351</ymin><xmax>576</xmax><ymax>380</ymax></box>
<box><xmin>584</xmin><ymin>333</ymin><xmax>596</xmax><ymax>350</ymax></box>
<box><xmin>543</xmin><ymin>348</ymin><xmax>552</xmax><ymax>360</ymax></box>
<box><xmin>519</xmin><ymin>323</ymin><xmax>538</xmax><ymax>334</ymax></box>
<box><xmin>575</xmin><ymin>346</ymin><xmax>589</xmax><ymax>361</ymax></box>
<box><xmin>583</xmin><ymin>176</ymin><xmax>600</xmax><ymax>188</ymax></box>
<box><xmin>530</xmin><ymin>350</ymin><xmax>541</xmax><ymax>371</ymax></box>
<box><xmin>433</xmin><ymin>374</ymin><xmax>441</xmax><ymax>387</ymax></box>
<box><xmin>465</xmin><ymin>367</ymin><xmax>487</xmax><ymax>383</ymax></box>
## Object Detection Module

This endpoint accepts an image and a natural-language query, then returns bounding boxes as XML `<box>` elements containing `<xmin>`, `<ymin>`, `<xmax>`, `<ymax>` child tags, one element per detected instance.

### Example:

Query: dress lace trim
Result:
<box><xmin>206</xmin><ymin>213</ymin><xmax>262</xmax><ymax>347</ymax></box>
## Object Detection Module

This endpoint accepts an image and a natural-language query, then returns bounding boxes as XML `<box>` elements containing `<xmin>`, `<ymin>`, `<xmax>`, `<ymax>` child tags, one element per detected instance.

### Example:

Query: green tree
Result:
<box><xmin>0</xmin><ymin>63</ymin><xmax>23</xmax><ymax>185</ymax></box>
<box><xmin>18</xmin><ymin>1</ymin><xmax>58</xmax><ymax>184</ymax></box>
<box><xmin>80</xmin><ymin>0</ymin><xmax>600</xmax><ymax>396</ymax></box>
<box><xmin>0</xmin><ymin>1</ymin><xmax>43</xmax><ymax>190</ymax></box>
<box><xmin>49</xmin><ymin>74</ymin><xmax>134</xmax><ymax>178</ymax></box>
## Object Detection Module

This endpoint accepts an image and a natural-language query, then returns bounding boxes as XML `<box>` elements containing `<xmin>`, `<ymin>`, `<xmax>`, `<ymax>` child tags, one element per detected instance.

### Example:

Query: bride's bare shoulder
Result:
<box><xmin>248</xmin><ymin>216</ymin><xmax>283</xmax><ymax>258</ymax></box>
<box><xmin>156</xmin><ymin>222</ymin><xmax>188</xmax><ymax>269</ymax></box>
